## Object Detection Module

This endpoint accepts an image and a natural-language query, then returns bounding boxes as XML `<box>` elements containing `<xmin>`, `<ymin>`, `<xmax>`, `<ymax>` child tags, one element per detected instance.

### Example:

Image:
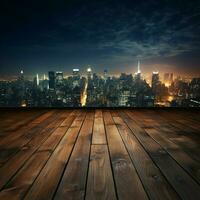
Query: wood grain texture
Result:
<box><xmin>24</xmin><ymin>111</ymin><xmax>85</xmax><ymax>200</ymax></box>
<box><xmin>104</xmin><ymin>111</ymin><xmax>148</xmax><ymax>200</ymax></box>
<box><xmin>0</xmin><ymin>109</ymin><xmax>199</xmax><ymax>200</ymax></box>
<box><xmin>92</xmin><ymin>110</ymin><xmax>106</xmax><ymax>144</ymax></box>
<box><xmin>113</xmin><ymin>114</ymin><xmax>179</xmax><ymax>200</ymax></box>
<box><xmin>0</xmin><ymin>110</ymin><xmax>68</xmax><ymax>190</ymax></box>
<box><xmin>54</xmin><ymin>111</ymin><xmax>94</xmax><ymax>200</ymax></box>
<box><xmin>122</xmin><ymin>110</ymin><xmax>200</xmax><ymax>200</ymax></box>
<box><xmin>0</xmin><ymin>111</ymin><xmax>79</xmax><ymax>199</ymax></box>
<box><xmin>85</xmin><ymin>145</ymin><xmax>116</xmax><ymax>200</ymax></box>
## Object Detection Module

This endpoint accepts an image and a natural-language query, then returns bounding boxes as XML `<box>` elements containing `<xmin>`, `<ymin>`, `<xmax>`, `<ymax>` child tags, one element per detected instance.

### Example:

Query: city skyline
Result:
<box><xmin>1</xmin><ymin>62</ymin><xmax>199</xmax><ymax>108</ymax></box>
<box><xmin>0</xmin><ymin>0</ymin><xmax>200</xmax><ymax>76</ymax></box>
<box><xmin>0</xmin><ymin>62</ymin><xmax>198</xmax><ymax>82</ymax></box>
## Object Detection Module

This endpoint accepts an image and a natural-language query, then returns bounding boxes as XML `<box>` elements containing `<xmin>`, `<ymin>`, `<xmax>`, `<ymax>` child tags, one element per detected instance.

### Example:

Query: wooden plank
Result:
<box><xmin>111</xmin><ymin>110</ymin><xmax>120</xmax><ymax>117</ymax></box>
<box><xmin>31</xmin><ymin>110</ymin><xmax>55</xmax><ymax>124</ymax></box>
<box><xmin>95</xmin><ymin>109</ymin><xmax>103</xmax><ymax>118</ymax></box>
<box><xmin>145</xmin><ymin>127</ymin><xmax>200</xmax><ymax>184</ymax></box>
<box><xmin>24</xmin><ymin>111</ymin><xmax>87</xmax><ymax>200</ymax></box>
<box><xmin>0</xmin><ymin>110</ymin><xmax>57</xmax><ymax>149</ymax></box>
<box><xmin>0</xmin><ymin>110</ymin><xmax>56</xmax><ymax>147</ymax></box>
<box><xmin>0</xmin><ymin>110</ymin><xmax>46</xmax><ymax>134</ymax></box>
<box><xmin>103</xmin><ymin>111</ymin><xmax>115</xmax><ymax>125</ymax></box>
<box><xmin>161</xmin><ymin>110</ymin><xmax>200</xmax><ymax>124</ymax></box>
<box><xmin>136</xmin><ymin>110</ymin><xmax>200</xmax><ymax>163</ymax></box>
<box><xmin>113</xmin><ymin>115</ymin><xmax>179</xmax><ymax>200</ymax></box>
<box><xmin>156</xmin><ymin>110</ymin><xmax>200</xmax><ymax>134</ymax></box>
<box><xmin>103</xmin><ymin>111</ymin><xmax>148</xmax><ymax>200</ymax></box>
<box><xmin>7</xmin><ymin>111</ymin><xmax>45</xmax><ymax>131</ymax></box>
<box><xmin>92</xmin><ymin>110</ymin><xmax>106</xmax><ymax>144</ymax></box>
<box><xmin>122</xmin><ymin>111</ymin><xmax>200</xmax><ymax>200</ymax></box>
<box><xmin>85</xmin><ymin>145</ymin><xmax>117</xmax><ymax>200</ymax></box>
<box><xmin>0</xmin><ymin>110</ymin><xmax>63</xmax><ymax>166</ymax></box>
<box><xmin>54</xmin><ymin>111</ymin><xmax>94</xmax><ymax>200</ymax></box>
<box><xmin>0</xmin><ymin>111</ymin><xmax>79</xmax><ymax>199</ymax></box>
<box><xmin>60</xmin><ymin>110</ymin><xmax>78</xmax><ymax>126</ymax></box>
<box><xmin>0</xmin><ymin>110</ymin><xmax>68</xmax><ymax>189</ymax></box>
<box><xmin>0</xmin><ymin>151</ymin><xmax>50</xmax><ymax>200</ymax></box>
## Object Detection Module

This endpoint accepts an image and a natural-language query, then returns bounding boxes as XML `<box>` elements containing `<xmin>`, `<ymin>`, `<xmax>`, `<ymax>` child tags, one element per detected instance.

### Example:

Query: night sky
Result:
<box><xmin>0</xmin><ymin>0</ymin><xmax>200</xmax><ymax>77</ymax></box>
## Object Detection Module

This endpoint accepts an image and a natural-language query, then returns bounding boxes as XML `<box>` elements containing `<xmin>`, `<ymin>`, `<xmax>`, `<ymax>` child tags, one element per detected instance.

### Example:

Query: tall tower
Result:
<box><xmin>18</xmin><ymin>70</ymin><xmax>24</xmax><ymax>82</ymax></box>
<box><xmin>137</xmin><ymin>60</ymin><xmax>141</xmax><ymax>74</ymax></box>
<box><xmin>87</xmin><ymin>67</ymin><xmax>92</xmax><ymax>79</ymax></box>
<box><xmin>48</xmin><ymin>71</ymin><xmax>55</xmax><ymax>89</ymax></box>
<box><xmin>135</xmin><ymin>60</ymin><xmax>141</xmax><ymax>80</ymax></box>
<box><xmin>73</xmin><ymin>68</ymin><xmax>80</xmax><ymax>78</ymax></box>
<box><xmin>56</xmin><ymin>71</ymin><xmax>63</xmax><ymax>85</ymax></box>
<box><xmin>104</xmin><ymin>69</ymin><xmax>108</xmax><ymax>81</ymax></box>
<box><xmin>36</xmin><ymin>74</ymin><xmax>39</xmax><ymax>86</ymax></box>
<box><xmin>152</xmin><ymin>71</ymin><xmax>159</xmax><ymax>94</ymax></box>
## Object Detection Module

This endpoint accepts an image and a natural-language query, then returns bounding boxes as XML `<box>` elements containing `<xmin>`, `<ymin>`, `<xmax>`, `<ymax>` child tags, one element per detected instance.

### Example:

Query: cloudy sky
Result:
<box><xmin>0</xmin><ymin>0</ymin><xmax>200</xmax><ymax>77</ymax></box>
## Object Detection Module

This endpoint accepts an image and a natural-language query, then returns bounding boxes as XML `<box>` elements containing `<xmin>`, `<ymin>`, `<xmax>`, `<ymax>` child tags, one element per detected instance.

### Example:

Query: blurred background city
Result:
<box><xmin>0</xmin><ymin>61</ymin><xmax>200</xmax><ymax>107</ymax></box>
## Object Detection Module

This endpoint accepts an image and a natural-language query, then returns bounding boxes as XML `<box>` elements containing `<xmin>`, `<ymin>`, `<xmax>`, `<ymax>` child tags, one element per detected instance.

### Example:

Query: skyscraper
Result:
<box><xmin>18</xmin><ymin>70</ymin><xmax>24</xmax><ymax>82</ymax></box>
<box><xmin>134</xmin><ymin>60</ymin><xmax>141</xmax><ymax>80</ymax></box>
<box><xmin>164</xmin><ymin>73</ymin><xmax>173</xmax><ymax>86</ymax></box>
<box><xmin>104</xmin><ymin>69</ymin><xmax>108</xmax><ymax>81</ymax></box>
<box><xmin>72</xmin><ymin>69</ymin><xmax>80</xmax><ymax>88</ymax></box>
<box><xmin>18</xmin><ymin>70</ymin><xmax>25</xmax><ymax>106</ymax></box>
<box><xmin>137</xmin><ymin>60</ymin><xmax>141</xmax><ymax>74</ymax></box>
<box><xmin>152</xmin><ymin>71</ymin><xmax>159</xmax><ymax>95</ymax></box>
<box><xmin>87</xmin><ymin>67</ymin><xmax>92</xmax><ymax>79</ymax></box>
<box><xmin>48</xmin><ymin>71</ymin><xmax>55</xmax><ymax>89</ymax></box>
<box><xmin>56</xmin><ymin>71</ymin><xmax>63</xmax><ymax>85</ymax></box>
<box><xmin>36</xmin><ymin>74</ymin><xmax>39</xmax><ymax>86</ymax></box>
<box><xmin>73</xmin><ymin>68</ymin><xmax>80</xmax><ymax>78</ymax></box>
<box><xmin>164</xmin><ymin>73</ymin><xmax>169</xmax><ymax>82</ymax></box>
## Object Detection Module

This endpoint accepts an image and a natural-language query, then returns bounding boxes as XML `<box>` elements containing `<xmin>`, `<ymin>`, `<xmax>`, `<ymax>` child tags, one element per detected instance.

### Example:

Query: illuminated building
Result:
<box><xmin>119</xmin><ymin>90</ymin><xmax>130</xmax><ymax>106</ymax></box>
<box><xmin>73</xmin><ymin>68</ymin><xmax>80</xmax><ymax>77</ymax></box>
<box><xmin>152</xmin><ymin>71</ymin><xmax>159</xmax><ymax>94</ymax></box>
<box><xmin>87</xmin><ymin>67</ymin><xmax>92</xmax><ymax>79</ymax></box>
<box><xmin>164</xmin><ymin>73</ymin><xmax>173</xmax><ymax>86</ymax></box>
<box><xmin>104</xmin><ymin>69</ymin><xmax>108</xmax><ymax>81</ymax></box>
<box><xmin>56</xmin><ymin>71</ymin><xmax>63</xmax><ymax>85</ymax></box>
<box><xmin>0</xmin><ymin>68</ymin><xmax>199</xmax><ymax>108</ymax></box>
<box><xmin>36</xmin><ymin>74</ymin><xmax>39</xmax><ymax>86</ymax></box>
<box><xmin>18</xmin><ymin>70</ymin><xmax>24</xmax><ymax>82</ymax></box>
<box><xmin>134</xmin><ymin>60</ymin><xmax>141</xmax><ymax>80</ymax></box>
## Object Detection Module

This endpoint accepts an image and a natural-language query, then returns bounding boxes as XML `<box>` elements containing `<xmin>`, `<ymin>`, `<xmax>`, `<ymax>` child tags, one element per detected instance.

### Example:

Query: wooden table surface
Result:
<box><xmin>0</xmin><ymin>109</ymin><xmax>200</xmax><ymax>200</ymax></box>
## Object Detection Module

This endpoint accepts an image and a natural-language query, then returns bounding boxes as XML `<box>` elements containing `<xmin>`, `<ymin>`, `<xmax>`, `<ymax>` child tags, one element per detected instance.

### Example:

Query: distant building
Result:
<box><xmin>152</xmin><ymin>72</ymin><xmax>159</xmax><ymax>94</ymax></box>
<box><xmin>56</xmin><ymin>71</ymin><xmax>63</xmax><ymax>85</ymax></box>
<box><xmin>164</xmin><ymin>73</ymin><xmax>173</xmax><ymax>86</ymax></box>
<box><xmin>48</xmin><ymin>71</ymin><xmax>55</xmax><ymax>89</ymax></box>
<box><xmin>72</xmin><ymin>68</ymin><xmax>80</xmax><ymax>78</ymax></box>
<box><xmin>134</xmin><ymin>60</ymin><xmax>141</xmax><ymax>80</ymax></box>
<box><xmin>118</xmin><ymin>90</ymin><xmax>130</xmax><ymax>106</ymax></box>
<box><xmin>36</xmin><ymin>74</ymin><xmax>39</xmax><ymax>86</ymax></box>
<box><xmin>87</xmin><ymin>67</ymin><xmax>92</xmax><ymax>79</ymax></box>
<box><xmin>72</xmin><ymin>69</ymin><xmax>80</xmax><ymax>88</ymax></box>
<box><xmin>104</xmin><ymin>69</ymin><xmax>108</xmax><ymax>81</ymax></box>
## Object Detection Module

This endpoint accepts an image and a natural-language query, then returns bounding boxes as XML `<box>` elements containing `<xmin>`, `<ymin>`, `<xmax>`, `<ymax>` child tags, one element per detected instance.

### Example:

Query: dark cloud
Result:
<box><xmin>0</xmin><ymin>0</ymin><xmax>200</xmax><ymax>75</ymax></box>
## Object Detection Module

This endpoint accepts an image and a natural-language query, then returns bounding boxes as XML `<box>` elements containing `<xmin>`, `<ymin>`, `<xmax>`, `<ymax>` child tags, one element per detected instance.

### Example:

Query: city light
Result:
<box><xmin>165</xmin><ymin>82</ymin><xmax>171</xmax><ymax>87</ymax></box>
<box><xmin>81</xmin><ymin>81</ymin><xmax>88</xmax><ymax>106</ymax></box>
<box><xmin>0</xmin><ymin>67</ymin><xmax>199</xmax><ymax>107</ymax></box>
<box><xmin>168</xmin><ymin>96</ymin><xmax>173</xmax><ymax>102</ymax></box>
<box><xmin>87</xmin><ymin>68</ymin><xmax>92</xmax><ymax>72</ymax></box>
